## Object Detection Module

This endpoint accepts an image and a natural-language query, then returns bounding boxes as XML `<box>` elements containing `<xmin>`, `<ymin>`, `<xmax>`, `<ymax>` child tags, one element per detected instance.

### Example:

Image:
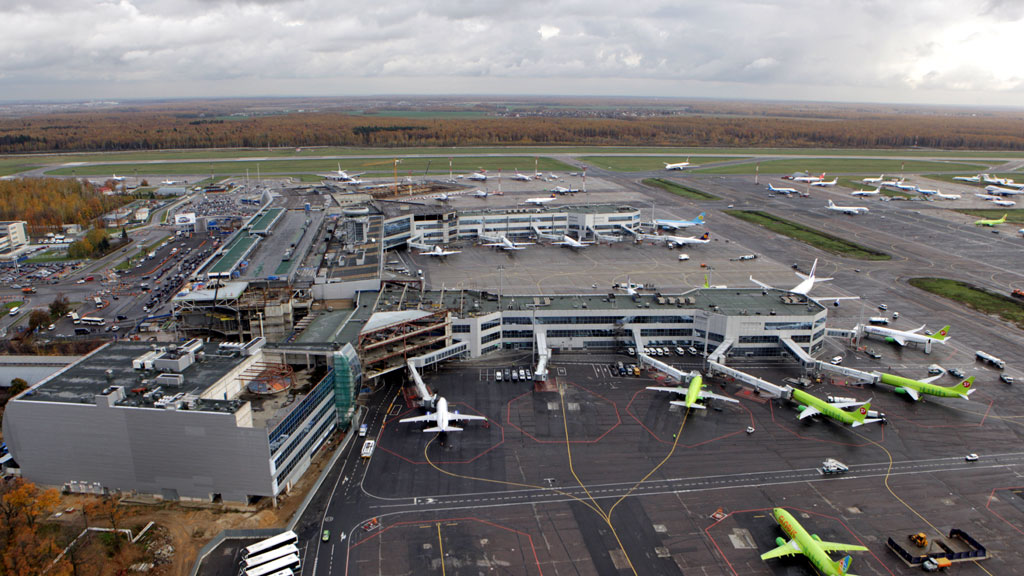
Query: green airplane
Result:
<box><xmin>761</xmin><ymin>507</ymin><xmax>869</xmax><ymax>576</ymax></box>
<box><xmin>646</xmin><ymin>372</ymin><xmax>738</xmax><ymax>410</ymax></box>
<box><xmin>974</xmin><ymin>213</ymin><xmax>1007</xmax><ymax>227</ymax></box>
<box><xmin>879</xmin><ymin>374</ymin><xmax>974</xmax><ymax>401</ymax></box>
<box><xmin>791</xmin><ymin>389</ymin><xmax>882</xmax><ymax>427</ymax></box>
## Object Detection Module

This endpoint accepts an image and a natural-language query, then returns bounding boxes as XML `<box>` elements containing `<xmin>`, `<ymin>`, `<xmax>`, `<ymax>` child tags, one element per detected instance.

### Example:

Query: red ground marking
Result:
<box><xmin>504</xmin><ymin>382</ymin><xmax>621</xmax><ymax>444</ymax></box>
<box><xmin>375</xmin><ymin>402</ymin><xmax>505</xmax><ymax>465</ymax></box>
<box><xmin>349</xmin><ymin>515</ymin><xmax>544</xmax><ymax>576</ymax></box>
<box><xmin>986</xmin><ymin>485</ymin><xmax>1024</xmax><ymax>537</ymax></box>
<box><xmin>768</xmin><ymin>396</ymin><xmax>883</xmax><ymax>447</ymax></box>
<box><xmin>735</xmin><ymin>388</ymin><xmax>769</xmax><ymax>404</ymax></box>
<box><xmin>703</xmin><ymin>506</ymin><xmax>895</xmax><ymax>576</ymax></box>
<box><xmin>625</xmin><ymin>388</ymin><xmax>757</xmax><ymax>447</ymax></box>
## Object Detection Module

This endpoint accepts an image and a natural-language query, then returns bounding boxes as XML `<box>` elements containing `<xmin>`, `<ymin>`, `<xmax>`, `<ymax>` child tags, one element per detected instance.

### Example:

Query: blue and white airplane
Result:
<box><xmin>654</xmin><ymin>212</ymin><xmax>706</xmax><ymax>230</ymax></box>
<box><xmin>768</xmin><ymin>183</ymin><xmax>799</xmax><ymax>195</ymax></box>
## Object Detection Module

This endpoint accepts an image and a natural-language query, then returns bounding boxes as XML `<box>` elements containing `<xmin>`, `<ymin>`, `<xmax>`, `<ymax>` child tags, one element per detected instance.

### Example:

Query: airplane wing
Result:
<box><xmin>670</xmin><ymin>400</ymin><xmax>706</xmax><ymax>410</ymax></box>
<box><xmin>759</xmin><ymin>538</ymin><xmax>802</xmax><ymax>560</ymax></box>
<box><xmin>919</xmin><ymin>374</ymin><xmax>942</xmax><ymax>384</ymax></box>
<box><xmin>698</xmin><ymin>391</ymin><xmax>739</xmax><ymax>404</ymax></box>
<box><xmin>798</xmin><ymin>406</ymin><xmax>821</xmax><ymax>420</ymax></box>
<box><xmin>816</xmin><ymin>541</ymin><xmax>869</xmax><ymax>553</ymax></box>
<box><xmin>889</xmin><ymin>335</ymin><xmax>907</xmax><ymax>346</ymax></box>
<box><xmin>647</xmin><ymin>386</ymin><xmax>686</xmax><ymax>395</ymax></box>
<box><xmin>852</xmin><ymin>418</ymin><xmax>883</xmax><ymax>427</ymax></box>
<box><xmin>749</xmin><ymin>276</ymin><xmax>773</xmax><ymax>290</ymax></box>
<box><xmin>400</xmin><ymin>413</ymin><xmax>439</xmax><ymax>424</ymax></box>
<box><xmin>903</xmin><ymin>387</ymin><xmax>920</xmax><ymax>401</ymax></box>
<box><xmin>828</xmin><ymin>400</ymin><xmax>867</xmax><ymax>410</ymax></box>
<box><xmin>907</xmin><ymin>324</ymin><xmax>927</xmax><ymax>334</ymax></box>
<box><xmin>449</xmin><ymin>413</ymin><xmax>487</xmax><ymax>423</ymax></box>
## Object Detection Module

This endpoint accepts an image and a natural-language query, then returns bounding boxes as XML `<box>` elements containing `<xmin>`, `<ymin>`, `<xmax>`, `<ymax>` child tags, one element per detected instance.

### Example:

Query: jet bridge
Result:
<box><xmin>638</xmin><ymin>353</ymin><xmax>690</xmax><ymax>382</ymax></box>
<box><xmin>780</xmin><ymin>336</ymin><xmax>818</xmax><ymax>368</ymax></box>
<box><xmin>618</xmin><ymin>224</ymin><xmax>638</xmax><ymax>237</ymax></box>
<box><xmin>534</xmin><ymin>329</ymin><xmax>551</xmax><ymax>382</ymax></box>
<box><xmin>816</xmin><ymin>362</ymin><xmax>880</xmax><ymax>384</ymax></box>
<box><xmin>707</xmin><ymin>339</ymin><xmax>733</xmax><ymax>364</ymax></box>
<box><xmin>406</xmin><ymin>234</ymin><xmax>432</xmax><ymax>252</ymax></box>
<box><xmin>405</xmin><ymin>359</ymin><xmax>437</xmax><ymax>408</ymax></box>
<box><xmin>826</xmin><ymin>327</ymin><xmax>857</xmax><ymax>340</ymax></box>
<box><xmin>707</xmin><ymin>361</ymin><xmax>790</xmax><ymax>399</ymax></box>
<box><xmin>588</xmin><ymin>225</ymin><xmax>622</xmax><ymax>243</ymax></box>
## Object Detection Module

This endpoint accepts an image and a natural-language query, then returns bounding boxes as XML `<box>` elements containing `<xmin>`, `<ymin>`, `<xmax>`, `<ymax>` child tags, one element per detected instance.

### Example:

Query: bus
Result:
<box><xmin>79</xmin><ymin>317</ymin><xmax>107</xmax><ymax>326</ymax></box>
<box><xmin>240</xmin><ymin>531</ymin><xmax>298</xmax><ymax>560</ymax></box>
<box><xmin>243</xmin><ymin>554</ymin><xmax>300</xmax><ymax>576</ymax></box>
<box><xmin>7</xmin><ymin>306</ymin><xmax>19</xmax><ymax>317</ymax></box>
<box><xmin>238</xmin><ymin>544</ymin><xmax>299</xmax><ymax>574</ymax></box>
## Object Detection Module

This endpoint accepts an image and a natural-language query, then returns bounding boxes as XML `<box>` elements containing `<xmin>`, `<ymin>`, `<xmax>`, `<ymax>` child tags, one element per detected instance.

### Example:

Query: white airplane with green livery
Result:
<box><xmin>761</xmin><ymin>507</ymin><xmax>869</xmax><ymax>576</ymax></box>
<box><xmin>646</xmin><ymin>373</ymin><xmax>737</xmax><ymax>411</ymax></box>
<box><xmin>862</xmin><ymin>324</ymin><xmax>949</xmax><ymax>347</ymax></box>
<box><xmin>791</xmin><ymin>389</ymin><xmax>882</xmax><ymax>427</ymax></box>
<box><xmin>879</xmin><ymin>374</ymin><xmax>975</xmax><ymax>401</ymax></box>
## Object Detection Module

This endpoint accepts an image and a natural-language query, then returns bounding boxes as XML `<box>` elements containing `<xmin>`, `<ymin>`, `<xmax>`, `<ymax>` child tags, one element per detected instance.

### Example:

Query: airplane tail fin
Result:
<box><xmin>930</xmin><ymin>325</ymin><xmax>951</xmax><ymax>341</ymax></box>
<box><xmin>957</xmin><ymin>376</ymin><xmax>975</xmax><ymax>397</ymax></box>
<box><xmin>828</xmin><ymin>199</ymin><xmax>836</xmax><ymax>207</ymax></box>
<box><xmin>703</xmin><ymin>274</ymin><xmax>709</xmax><ymax>288</ymax></box>
<box><xmin>835</xmin><ymin>555</ymin><xmax>853</xmax><ymax>575</ymax></box>
<box><xmin>1000</xmin><ymin>214</ymin><xmax>1008</xmax><ymax>223</ymax></box>
<box><xmin>700</xmin><ymin>232</ymin><xmax>709</xmax><ymax>240</ymax></box>
<box><xmin>695</xmin><ymin>212</ymin><xmax>706</xmax><ymax>223</ymax></box>
<box><xmin>851</xmin><ymin>402</ymin><xmax>870</xmax><ymax>423</ymax></box>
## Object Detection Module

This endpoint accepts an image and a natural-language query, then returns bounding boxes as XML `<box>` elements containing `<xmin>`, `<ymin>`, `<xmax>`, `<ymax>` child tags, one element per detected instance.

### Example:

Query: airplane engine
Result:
<box><xmin>775</xmin><ymin>537</ymin><xmax>787</xmax><ymax>546</ymax></box>
<box><xmin>812</xmin><ymin>534</ymin><xmax>822</xmax><ymax>541</ymax></box>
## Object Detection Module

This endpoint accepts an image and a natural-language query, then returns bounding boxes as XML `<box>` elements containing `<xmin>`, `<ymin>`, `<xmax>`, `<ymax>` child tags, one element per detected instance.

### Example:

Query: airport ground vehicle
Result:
<box><xmin>8</xmin><ymin>306</ymin><xmax>19</xmax><ymax>316</ymax></box>
<box><xmin>240</xmin><ymin>531</ymin><xmax>298</xmax><ymax>560</ymax></box>
<box><xmin>909</xmin><ymin>533</ymin><xmax>928</xmax><ymax>547</ymax></box>
<box><xmin>20</xmin><ymin>286</ymin><xmax>35</xmax><ymax>294</ymax></box>
<box><xmin>322</xmin><ymin>530</ymin><xmax>330</xmax><ymax>542</ymax></box>
<box><xmin>1001</xmin><ymin>374</ymin><xmax>1014</xmax><ymax>384</ymax></box>
<box><xmin>869</xmin><ymin>317</ymin><xmax>890</xmax><ymax>325</ymax></box>
<box><xmin>976</xmin><ymin>350</ymin><xmax>1005</xmax><ymax>370</ymax></box>
<box><xmin>965</xmin><ymin>453</ymin><xmax>979</xmax><ymax>461</ymax></box>
<box><xmin>361</xmin><ymin>440</ymin><xmax>375</xmax><ymax>458</ymax></box>
<box><xmin>820</xmin><ymin>458</ymin><xmax>849</xmax><ymax>475</ymax></box>
<box><xmin>358</xmin><ymin>424</ymin><xmax>368</xmax><ymax>437</ymax></box>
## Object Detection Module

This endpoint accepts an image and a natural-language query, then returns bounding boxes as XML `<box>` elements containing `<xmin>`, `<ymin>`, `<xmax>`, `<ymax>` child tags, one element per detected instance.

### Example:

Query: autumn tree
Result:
<box><xmin>8</xmin><ymin>378</ymin><xmax>28</xmax><ymax>396</ymax></box>
<box><xmin>0</xmin><ymin>478</ymin><xmax>71</xmax><ymax>576</ymax></box>
<box><xmin>49</xmin><ymin>293</ymin><xmax>71</xmax><ymax>319</ymax></box>
<box><xmin>28</xmin><ymin>309</ymin><xmax>51</xmax><ymax>333</ymax></box>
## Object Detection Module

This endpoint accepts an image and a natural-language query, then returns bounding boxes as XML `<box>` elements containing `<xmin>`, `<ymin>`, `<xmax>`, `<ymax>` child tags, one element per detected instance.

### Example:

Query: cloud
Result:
<box><xmin>0</xmin><ymin>0</ymin><xmax>1022</xmax><ymax>106</ymax></box>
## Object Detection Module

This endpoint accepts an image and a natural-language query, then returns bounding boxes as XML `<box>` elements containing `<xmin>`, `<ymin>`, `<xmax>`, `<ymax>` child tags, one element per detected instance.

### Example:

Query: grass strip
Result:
<box><xmin>953</xmin><ymin>209</ymin><xmax>1024</xmax><ymax>223</ymax></box>
<box><xmin>908</xmin><ymin>277</ymin><xmax>1024</xmax><ymax>330</ymax></box>
<box><xmin>724</xmin><ymin>210</ymin><xmax>890</xmax><ymax>260</ymax></box>
<box><xmin>642</xmin><ymin>178</ymin><xmax>720</xmax><ymax>200</ymax></box>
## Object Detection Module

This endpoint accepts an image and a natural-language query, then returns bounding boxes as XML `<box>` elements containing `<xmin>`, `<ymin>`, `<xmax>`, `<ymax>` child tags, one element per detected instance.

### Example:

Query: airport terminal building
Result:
<box><xmin>2</xmin><ymin>339</ymin><xmax>362</xmax><ymax>503</ymax></box>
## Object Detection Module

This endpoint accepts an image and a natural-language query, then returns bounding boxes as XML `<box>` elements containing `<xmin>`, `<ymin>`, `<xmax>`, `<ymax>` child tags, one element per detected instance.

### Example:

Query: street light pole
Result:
<box><xmin>498</xmin><ymin>265</ymin><xmax>504</xmax><ymax>310</ymax></box>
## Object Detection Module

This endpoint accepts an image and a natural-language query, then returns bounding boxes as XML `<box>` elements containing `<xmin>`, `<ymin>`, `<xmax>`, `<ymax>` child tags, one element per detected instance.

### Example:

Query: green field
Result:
<box><xmin>724</xmin><ymin>210</ymin><xmax>891</xmax><ymax>260</ymax></box>
<box><xmin>43</xmin><ymin>156</ymin><xmax>578</xmax><ymax>177</ymax></box>
<box><xmin>23</xmin><ymin>250</ymin><xmax>74</xmax><ymax>264</ymax></box>
<box><xmin>2</xmin><ymin>301</ymin><xmax>23</xmax><ymax>311</ymax></box>
<box><xmin>694</xmin><ymin>158</ymin><xmax>993</xmax><ymax>175</ymax></box>
<box><xmin>908</xmin><ymin>278</ymin><xmax>1024</xmax><ymax>330</ymax></box>
<box><xmin>953</xmin><ymin>209</ymin><xmax>1024</xmax><ymax>223</ymax></box>
<box><xmin>641</xmin><ymin>178</ymin><xmax>720</xmax><ymax>200</ymax></box>
<box><xmin>579</xmin><ymin>156</ymin><xmax>747</xmax><ymax>172</ymax></box>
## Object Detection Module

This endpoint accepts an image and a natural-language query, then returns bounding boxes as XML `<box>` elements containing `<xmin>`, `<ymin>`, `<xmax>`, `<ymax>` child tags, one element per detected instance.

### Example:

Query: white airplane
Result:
<box><xmin>323</xmin><ymin>164</ymin><xmax>365</xmax><ymax>182</ymax></box>
<box><xmin>985</xmin><ymin>185</ymin><xmax>1023</xmax><ymax>196</ymax></box>
<box><xmin>892</xmin><ymin>180</ymin><xmax>917</xmax><ymax>191</ymax></box>
<box><xmin>933</xmin><ymin>191</ymin><xmax>961</xmax><ymax>200</ymax></box>
<box><xmin>550</xmin><ymin>186</ymin><xmax>580</xmax><ymax>194</ymax></box>
<box><xmin>981</xmin><ymin>173</ymin><xmax>1018</xmax><ymax>186</ymax></box>
<box><xmin>664</xmin><ymin>159</ymin><xmax>691</xmax><ymax>170</ymax></box>
<box><xmin>953</xmin><ymin>174</ymin><xmax>981</xmax><ymax>183</ymax></box>
<box><xmin>418</xmin><ymin>245</ymin><xmax>461</xmax><ymax>258</ymax></box>
<box><xmin>790</xmin><ymin>172</ymin><xmax>825</xmax><ymax>183</ymax></box>
<box><xmin>862</xmin><ymin>323</ymin><xmax>950</xmax><ymax>348</ymax></box>
<box><xmin>523</xmin><ymin>196</ymin><xmax>556</xmax><ymax>205</ymax></box>
<box><xmin>110</xmin><ymin>174</ymin><xmax>125</xmax><ymax>182</ymax></box>
<box><xmin>435</xmin><ymin>193</ymin><xmax>452</xmax><ymax>202</ymax></box>
<box><xmin>862</xmin><ymin>174</ymin><xmax>884</xmax><ymax>184</ymax></box>
<box><xmin>160</xmin><ymin>179</ymin><xmax>183</xmax><ymax>185</ymax></box>
<box><xmin>399</xmin><ymin>397</ymin><xmax>487</xmax><ymax>433</ymax></box>
<box><xmin>615</xmin><ymin>277</ymin><xmax>643</xmax><ymax>295</ymax></box>
<box><xmin>810</xmin><ymin>178</ymin><xmax>838</xmax><ymax>187</ymax></box>
<box><xmin>511</xmin><ymin>170</ymin><xmax>532</xmax><ymax>182</ymax></box>
<box><xmin>553</xmin><ymin>235</ymin><xmax>594</xmax><ymax>249</ymax></box>
<box><xmin>654</xmin><ymin>212</ymin><xmax>706</xmax><ymax>230</ymax></box>
<box><xmin>992</xmin><ymin>200</ymin><xmax>1017</xmax><ymax>207</ymax></box>
<box><xmin>851</xmin><ymin>188</ymin><xmax>881</xmax><ymax>197</ymax></box>
<box><xmin>750</xmin><ymin>258</ymin><xmax>859</xmax><ymax>305</ymax></box>
<box><xmin>645</xmin><ymin>231</ymin><xmax>711</xmax><ymax>247</ymax></box>
<box><xmin>483</xmin><ymin>235</ymin><xmax>534</xmax><ymax>251</ymax></box>
<box><xmin>916</xmin><ymin>187</ymin><xmax>939</xmax><ymax>195</ymax></box>
<box><xmin>467</xmin><ymin>172</ymin><xmax>488</xmax><ymax>181</ymax></box>
<box><xmin>472</xmin><ymin>189</ymin><xmax>489</xmax><ymax>198</ymax></box>
<box><xmin>826</xmin><ymin>199</ymin><xmax>869</xmax><ymax>215</ymax></box>
<box><xmin>647</xmin><ymin>372</ymin><xmax>738</xmax><ymax>411</ymax></box>
<box><xmin>975</xmin><ymin>193</ymin><xmax>1002</xmax><ymax>201</ymax></box>
<box><xmin>768</xmin><ymin>183</ymin><xmax>799</xmax><ymax>195</ymax></box>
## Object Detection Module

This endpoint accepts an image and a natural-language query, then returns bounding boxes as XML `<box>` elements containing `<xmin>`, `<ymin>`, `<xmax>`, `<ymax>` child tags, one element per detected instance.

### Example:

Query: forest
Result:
<box><xmin>0</xmin><ymin>178</ymin><xmax>129</xmax><ymax>232</ymax></box>
<box><xmin>2</xmin><ymin>98</ymin><xmax>1024</xmax><ymax>153</ymax></box>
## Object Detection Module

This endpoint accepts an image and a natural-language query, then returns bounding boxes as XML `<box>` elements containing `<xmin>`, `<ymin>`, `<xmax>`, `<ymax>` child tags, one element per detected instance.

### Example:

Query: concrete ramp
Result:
<box><xmin>708</xmin><ymin>361</ymin><xmax>790</xmax><ymax>399</ymax></box>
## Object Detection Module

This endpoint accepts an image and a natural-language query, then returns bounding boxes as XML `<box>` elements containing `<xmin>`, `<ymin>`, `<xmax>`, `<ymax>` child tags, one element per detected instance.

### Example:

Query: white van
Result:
<box><xmin>8</xmin><ymin>306</ymin><xmax>19</xmax><ymax>317</ymax></box>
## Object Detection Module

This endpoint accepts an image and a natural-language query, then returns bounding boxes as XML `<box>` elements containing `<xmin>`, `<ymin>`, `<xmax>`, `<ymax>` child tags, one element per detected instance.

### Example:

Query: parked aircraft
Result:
<box><xmin>473</xmin><ymin>189</ymin><xmax>489</xmax><ymax>198</ymax></box>
<box><xmin>399</xmin><ymin>397</ymin><xmax>487</xmax><ymax>432</ymax></box>
<box><xmin>654</xmin><ymin>212</ymin><xmax>706</xmax><ymax>230</ymax></box>
<box><xmin>862</xmin><ymin>174</ymin><xmax>884</xmax><ymax>184</ymax></box>
<box><xmin>750</xmin><ymin>259</ymin><xmax>858</xmax><ymax>305</ymax></box>
<box><xmin>418</xmin><ymin>245</ymin><xmax>462</xmax><ymax>258</ymax></box>
<box><xmin>974</xmin><ymin>214</ymin><xmax>1007</xmax><ymax>227</ymax></box>
<box><xmin>826</xmin><ymin>200</ymin><xmax>869</xmax><ymax>215</ymax></box>
<box><xmin>992</xmin><ymin>200</ymin><xmax>1017</xmax><ymax>207</ymax></box>
<box><xmin>761</xmin><ymin>507</ymin><xmax>869</xmax><ymax>576</ymax></box>
<box><xmin>879</xmin><ymin>374</ymin><xmax>974</xmax><ymax>401</ymax></box>
<box><xmin>664</xmin><ymin>159</ymin><xmax>691</xmax><ymax>170</ymax></box>
<box><xmin>851</xmin><ymin>188</ymin><xmax>880</xmax><ymax>197</ymax></box>
<box><xmin>811</xmin><ymin>178</ymin><xmax>838</xmax><ymax>187</ymax></box>
<box><xmin>893</xmin><ymin>180</ymin><xmax>918</xmax><ymax>191</ymax></box>
<box><xmin>160</xmin><ymin>179</ymin><xmax>183</xmax><ymax>185</ymax></box>
<box><xmin>482</xmin><ymin>234</ymin><xmax>534</xmax><ymax>251</ymax></box>
<box><xmin>975</xmin><ymin>193</ymin><xmax>1003</xmax><ymax>201</ymax></box>
<box><xmin>982</xmin><ymin>173</ymin><xmax>1019</xmax><ymax>187</ymax></box>
<box><xmin>953</xmin><ymin>174</ymin><xmax>981</xmax><ymax>183</ymax></box>
<box><xmin>789</xmin><ymin>172</ymin><xmax>825</xmax><ymax>183</ymax></box>
<box><xmin>644</xmin><ymin>231</ymin><xmax>711</xmax><ymax>247</ymax></box>
<box><xmin>110</xmin><ymin>174</ymin><xmax>125</xmax><ymax>182</ymax></box>
<box><xmin>646</xmin><ymin>372</ymin><xmax>738</xmax><ymax>411</ymax></box>
<box><xmin>984</xmin><ymin>185</ymin><xmax>1023</xmax><ymax>196</ymax></box>
<box><xmin>791</xmin><ymin>389</ymin><xmax>882</xmax><ymax>427</ymax></box>
<box><xmin>863</xmin><ymin>323</ymin><xmax>950</xmax><ymax>347</ymax></box>
<box><xmin>553</xmin><ymin>235</ymin><xmax>594</xmax><ymax>249</ymax></box>
<box><xmin>323</xmin><ymin>164</ymin><xmax>365</xmax><ymax>182</ymax></box>
<box><xmin>918</xmin><ymin>189</ymin><xmax>961</xmax><ymax>200</ymax></box>
<box><xmin>523</xmin><ymin>196</ymin><xmax>556</xmax><ymax>205</ymax></box>
<box><xmin>768</xmin><ymin>183</ymin><xmax>799</xmax><ymax>195</ymax></box>
<box><xmin>550</xmin><ymin>186</ymin><xmax>580</xmax><ymax>194</ymax></box>
<box><xmin>511</xmin><ymin>170</ymin><xmax>532</xmax><ymax>182</ymax></box>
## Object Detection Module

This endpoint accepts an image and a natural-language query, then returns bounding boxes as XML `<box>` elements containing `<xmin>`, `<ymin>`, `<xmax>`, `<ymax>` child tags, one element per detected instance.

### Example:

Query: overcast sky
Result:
<box><xmin>3</xmin><ymin>0</ymin><xmax>1023</xmax><ymax>107</ymax></box>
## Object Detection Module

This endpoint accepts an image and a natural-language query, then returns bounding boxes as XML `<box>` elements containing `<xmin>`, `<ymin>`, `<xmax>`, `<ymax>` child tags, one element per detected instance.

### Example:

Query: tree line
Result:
<box><xmin>3</xmin><ymin>108</ymin><xmax>1024</xmax><ymax>153</ymax></box>
<box><xmin>0</xmin><ymin>178</ymin><xmax>129</xmax><ymax>233</ymax></box>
